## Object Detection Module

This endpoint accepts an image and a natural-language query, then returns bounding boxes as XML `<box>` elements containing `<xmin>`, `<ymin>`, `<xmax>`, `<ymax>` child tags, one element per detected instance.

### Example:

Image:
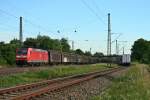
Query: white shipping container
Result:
<box><xmin>122</xmin><ymin>54</ymin><xmax>131</xmax><ymax>65</ymax></box>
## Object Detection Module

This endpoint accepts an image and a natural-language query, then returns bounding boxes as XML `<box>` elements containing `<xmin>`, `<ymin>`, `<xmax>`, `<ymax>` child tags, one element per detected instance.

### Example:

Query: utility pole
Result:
<box><xmin>107</xmin><ymin>13</ymin><xmax>111</xmax><ymax>56</ymax></box>
<box><xmin>72</xmin><ymin>41</ymin><xmax>74</xmax><ymax>50</ymax></box>
<box><xmin>107</xmin><ymin>13</ymin><xmax>112</xmax><ymax>67</ymax></box>
<box><xmin>118</xmin><ymin>44</ymin><xmax>120</xmax><ymax>55</ymax></box>
<box><xmin>38</xmin><ymin>32</ymin><xmax>41</xmax><ymax>36</ymax></box>
<box><xmin>123</xmin><ymin>47</ymin><xmax>124</xmax><ymax>55</ymax></box>
<box><xmin>116</xmin><ymin>40</ymin><xmax>118</xmax><ymax>55</ymax></box>
<box><xmin>60</xmin><ymin>40</ymin><xmax>62</xmax><ymax>52</ymax></box>
<box><xmin>68</xmin><ymin>40</ymin><xmax>74</xmax><ymax>51</ymax></box>
<box><xmin>19</xmin><ymin>16</ymin><xmax>23</xmax><ymax>46</ymax></box>
<box><xmin>118</xmin><ymin>41</ymin><xmax>127</xmax><ymax>55</ymax></box>
<box><xmin>90</xmin><ymin>48</ymin><xmax>92</xmax><ymax>54</ymax></box>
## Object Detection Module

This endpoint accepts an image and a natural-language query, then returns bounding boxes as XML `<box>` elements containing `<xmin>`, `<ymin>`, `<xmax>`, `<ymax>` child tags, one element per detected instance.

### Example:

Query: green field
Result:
<box><xmin>92</xmin><ymin>63</ymin><xmax>150</xmax><ymax>100</ymax></box>
<box><xmin>0</xmin><ymin>63</ymin><xmax>117</xmax><ymax>88</ymax></box>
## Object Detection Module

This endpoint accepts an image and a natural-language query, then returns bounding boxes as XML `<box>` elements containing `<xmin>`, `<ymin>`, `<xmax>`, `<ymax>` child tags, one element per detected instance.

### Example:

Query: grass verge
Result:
<box><xmin>0</xmin><ymin>63</ymin><xmax>116</xmax><ymax>88</ymax></box>
<box><xmin>92</xmin><ymin>64</ymin><xmax>150</xmax><ymax>100</ymax></box>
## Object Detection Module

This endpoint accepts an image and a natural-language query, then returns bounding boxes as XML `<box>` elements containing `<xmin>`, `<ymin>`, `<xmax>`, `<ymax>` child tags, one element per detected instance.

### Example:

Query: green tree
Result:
<box><xmin>93</xmin><ymin>52</ymin><xmax>104</xmax><ymax>58</ymax></box>
<box><xmin>0</xmin><ymin>42</ymin><xmax>19</xmax><ymax>65</ymax></box>
<box><xmin>0</xmin><ymin>35</ymin><xmax>84</xmax><ymax>65</ymax></box>
<box><xmin>0</xmin><ymin>42</ymin><xmax>7</xmax><ymax>65</ymax></box>
<box><xmin>131</xmin><ymin>38</ymin><xmax>150</xmax><ymax>63</ymax></box>
<box><xmin>24</xmin><ymin>38</ymin><xmax>38</xmax><ymax>48</ymax></box>
<box><xmin>75</xmin><ymin>49</ymin><xmax>84</xmax><ymax>55</ymax></box>
<box><xmin>37</xmin><ymin>35</ymin><xmax>52</xmax><ymax>49</ymax></box>
<box><xmin>23</xmin><ymin>36</ymin><xmax>71</xmax><ymax>51</ymax></box>
<box><xmin>52</xmin><ymin>39</ymin><xmax>61</xmax><ymax>50</ymax></box>
<box><xmin>10</xmin><ymin>38</ymin><xmax>20</xmax><ymax>45</ymax></box>
<box><xmin>84</xmin><ymin>51</ymin><xmax>92</xmax><ymax>56</ymax></box>
<box><xmin>60</xmin><ymin>38</ymin><xmax>70</xmax><ymax>52</ymax></box>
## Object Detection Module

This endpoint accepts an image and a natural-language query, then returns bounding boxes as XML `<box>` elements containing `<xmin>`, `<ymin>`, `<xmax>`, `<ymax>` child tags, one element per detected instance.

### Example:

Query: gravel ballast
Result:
<box><xmin>34</xmin><ymin>67</ymin><xmax>129</xmax><ymax>100</ymax></box>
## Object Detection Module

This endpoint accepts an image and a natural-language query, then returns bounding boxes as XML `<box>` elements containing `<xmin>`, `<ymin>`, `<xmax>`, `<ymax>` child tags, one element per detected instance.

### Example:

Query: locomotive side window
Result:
<box><xmin>17</xmin><ymin>49</ymin><xmax>27</xmax><ymax>55</ymax></box>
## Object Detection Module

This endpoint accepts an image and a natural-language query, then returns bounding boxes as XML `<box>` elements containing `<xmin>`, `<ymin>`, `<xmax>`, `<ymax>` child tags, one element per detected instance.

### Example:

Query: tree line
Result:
<box><xmin>0</xmin><ymin>35</ymin><xmax>104</xmax><ymax>65</ymax></box>
<box><xmin>131</xmin><ymin>38</ymin><xmax>150</xmax><ymax>64</ymax></box>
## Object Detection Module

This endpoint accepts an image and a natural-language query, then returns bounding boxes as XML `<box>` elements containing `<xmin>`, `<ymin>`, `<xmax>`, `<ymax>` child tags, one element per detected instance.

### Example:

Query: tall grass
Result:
<box><xmin>0</xmin><ymin>64</ymin><xmax>113</xmax><ymax>88</ymax></box>
<box><xmin>92</xmin><ymin>64</ymin><xmax>150</xmax><ymax>100</ymax></box>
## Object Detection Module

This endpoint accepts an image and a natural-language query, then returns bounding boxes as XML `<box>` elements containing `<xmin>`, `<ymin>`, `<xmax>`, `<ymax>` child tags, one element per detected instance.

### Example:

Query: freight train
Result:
<box><xmin>16</xmin><ymin>48</ymin><xmax>131</xmax><ymax>66</ymax></box>
<box><xmin>99</xmin><ymin>54</ymin><xmax>131</xmax><ymax>66</ymax></box>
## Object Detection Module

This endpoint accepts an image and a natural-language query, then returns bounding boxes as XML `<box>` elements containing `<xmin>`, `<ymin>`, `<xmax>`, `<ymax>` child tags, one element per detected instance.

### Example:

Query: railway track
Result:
<box><xmin>0</xmin><ymin>66</ymin><xmax>50</xmax><ymax>76</ymax></box>
<box><xmin>0</xmin><ymin>67</ymin><xmax>124</xmax><ymax>100</ymax></box>
<box><xmin>0</xmin><ymin>64</ymin><xmax>90</xmax><ymax>76</ymax></box>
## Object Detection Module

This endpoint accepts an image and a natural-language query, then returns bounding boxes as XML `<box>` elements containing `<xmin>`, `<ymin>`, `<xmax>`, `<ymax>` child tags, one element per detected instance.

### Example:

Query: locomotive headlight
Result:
<box><xmin>22</xmin><ymin>56</ymin><xmax>27</xmax><ymax>58</ymax></box>
<box><xmin>16</xmin><ymin>55</ymin><xmax>27</xmax><ymax>58</ymax></box>
<box><xmin>16</xmin><ymin>55</ymin><xmax>21</xmax><ymax>58</ymax></box>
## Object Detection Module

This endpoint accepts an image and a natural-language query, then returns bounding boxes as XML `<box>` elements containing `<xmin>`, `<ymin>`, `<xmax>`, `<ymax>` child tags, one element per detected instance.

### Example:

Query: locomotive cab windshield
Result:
<box><xmin>16</xmin><ymin>48</ymin><xmax>28</xmax><ymax>65</ymax></box>
<box><xmin>17</xmin><ymin>48</ymin><xmax>28</xmax><ymax>55</ymax></box>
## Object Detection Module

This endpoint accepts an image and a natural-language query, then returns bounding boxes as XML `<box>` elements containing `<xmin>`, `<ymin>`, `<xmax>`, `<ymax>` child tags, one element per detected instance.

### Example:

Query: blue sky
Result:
<box><xmin>0</xmin><ymin>0</ymin><xmax>150</xmax><ymax>54</ymax></box>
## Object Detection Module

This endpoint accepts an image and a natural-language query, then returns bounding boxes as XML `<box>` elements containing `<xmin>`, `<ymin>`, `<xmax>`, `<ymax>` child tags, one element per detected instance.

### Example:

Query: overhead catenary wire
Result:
<box><xmin>111</xmin><ymin>33</ymin><xmax>123</xmax><ymax>44</ymax></box>
<box><xmin>0</xmin><ymin>21</ymin><xmax>18</xmax><ymax>32</ymax></box>
<box><xmin>0</xmin><ymin>9</ymin><xmax>19</xmax><ymax>31</ymax></box>
<box><xmin>81</xmin><ymin>0</ymin><xmax>106</xmax><ymax>25</ymax></box>
<box><xmin>0</xmin><ymin>3</ymin><xmax>78</xmax><ymax>37</ymax></box>
<box><xmin>0</xmin><ymin>8</ymin><xmax>73</xmax><ymax>44</ymax></box>
<box><xmin>0</xmin><ymin>3</ymin><xmax>82</xmax><ymax>38</ymax></box>
<box><xmin>0</xmin><ymin>2</ymin><xmax>105</xmax><ymax>38</ymax></box>
<box><xmin>0</xmin><ymin>3</ymin><xmax>106</xmax><ymax>52</ymax></box>
<box><xmin>23</xmin><ymin>18</ymin><xmax>54</xmax><ymax>34</ymax></box>
<box><xmin>0</xmin><ymin>9</ymin><xmax>18</xmax><ymax>19</ymax></box>
<box><xmin>0</xmin><ymin>8</ymin><xmax>56</xmax><ymax>36</ymax></box>
<box><xmin>91</xmin><ymin>0</ymin><xmax>106</xmax><ymax>18</ymax></box>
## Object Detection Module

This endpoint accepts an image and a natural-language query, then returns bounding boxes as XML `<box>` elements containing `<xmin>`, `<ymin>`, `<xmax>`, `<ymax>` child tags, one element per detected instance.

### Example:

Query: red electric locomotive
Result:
<box><xmin>16</xmin><ymin>48</ymin><xmax>49</xmax><ymax>66</ymax></box>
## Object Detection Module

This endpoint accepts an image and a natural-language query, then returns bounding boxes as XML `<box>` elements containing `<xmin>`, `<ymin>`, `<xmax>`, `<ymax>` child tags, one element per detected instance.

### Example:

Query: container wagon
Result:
<box><xmin>120</xmin><ymin>54</ymin><xmax>131</xmax><ymax>66</ymax></box>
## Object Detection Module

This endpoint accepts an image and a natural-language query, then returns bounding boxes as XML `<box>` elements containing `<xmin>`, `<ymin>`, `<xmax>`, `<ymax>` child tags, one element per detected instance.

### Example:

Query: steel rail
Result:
<box><xmin>11</xmin><ymin>67</ymin><xmax>123</xmax><ymax>100</ymax></box>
